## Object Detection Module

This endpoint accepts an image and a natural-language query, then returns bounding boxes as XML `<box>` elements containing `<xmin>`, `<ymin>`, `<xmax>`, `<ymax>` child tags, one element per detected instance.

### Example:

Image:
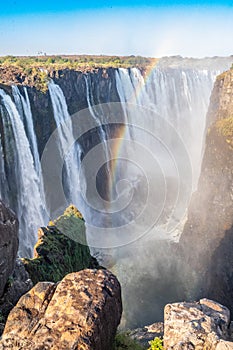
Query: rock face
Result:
<box><xmin>23</xmin><ymin>205</ymin><xmax>99</xmax><ymax>285</ymax></box>
<box><xmin>0</xmin><ymin>259</ymin><xmax>33</xmax><ymax>335</ymax></box>
<box><xmin>0</xmin><ymin>269</ymin><xmax>122</xmax><ymax>350</ymax></box>
<box><xmin>178</xmin><ymin>68</ymin><xmax>233</xmax><ymax>308</ymax></box>
<box><xmin>164</xmin><ymin>299</ymin><xmax>232</xmax><ymax>349</ymax></box>
<box><xmin>0</xmin><ymin>201</ymin><xmax>18</xmax><ymax>297</ymax></box>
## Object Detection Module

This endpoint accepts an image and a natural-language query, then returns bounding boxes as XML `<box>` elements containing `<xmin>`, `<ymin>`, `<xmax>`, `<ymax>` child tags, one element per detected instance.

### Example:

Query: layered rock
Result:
<box><xmin>164</xmin><ymin>299</ymin><xmax>232</xmax><ymax>349</ymax></box>
<box><xmin>0</xmin><ymin>269</ymin><xmax>122</xmax><ymax>350</ymax></box>
<box><xmin>23</xmin><ymin>205</ymin><xmax>99</xmax><ymax>285</ymax></box>
<box><xmin>0</xmin><ymin>201</ymin><xmax>18</xmax><ymax>297</ymax></box>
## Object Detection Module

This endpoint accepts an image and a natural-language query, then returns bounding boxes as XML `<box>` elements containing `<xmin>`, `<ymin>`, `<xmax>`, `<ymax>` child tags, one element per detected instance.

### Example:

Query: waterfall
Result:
<box><xmin>0</xmin><ymin>59</ymin><xmax>230</xmax><ymax>256</ymax></box>
<box><xmin>12</xmin><ymin>86</ymin><xmax>41</xmax><ymax>173</ymax></box>
<box><xmin>0</xmin><ymin>128</ymin><xmax>9</xmax><ymax>202</ymax></box>
<box><xmin>84</xmin><ymin>75</ymin><xmax>111</xmax><ymax>171</ymax></box>
<box><xmin>115</xmin><ymin>65</ymin><xmax>220</xmax><ymax>188</ymax></box>
<box><xmin>48</xmin><ymin>80</ymin><xmax>82</xmax><ymax>207</ymax></box>
<box><xmin>0</xmin><ymin>89</ymin><xmax>46</xmax><ymax>257</ymax></box>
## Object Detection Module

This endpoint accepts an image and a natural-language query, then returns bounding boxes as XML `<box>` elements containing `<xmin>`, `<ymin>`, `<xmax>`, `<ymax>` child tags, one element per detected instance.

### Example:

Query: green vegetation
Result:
<box><xmin>23</xmin><ymin>205</ymin><xmax>98</xmax><ymax>284</ymax></box>
<box><xmin>215</xmin><ymin>115</ymin><xmax>233</xmax><ymax>147</ymax></box>
<box><xmin>112</xmin><ymin>333</ymin><xmax>164</xmax><ymax>350</ymax></box>
<box><xmin>148</xmin><ymin>337</ymin><xmax>164</xmax><ymax>350</ymax></box>
<box><xmin>0</xmin><ymin>54</ymin><xmax>157</xmax><ymax>91</ymax></box>
<box><xmin>112</xmin><ymin>332</ymin><xmax>146</xmax><ymax>350</ymax></box>
<box><xmin>0</xmin><ymin>54</ymin><xmax>156</xmax><ymax>70</ymax></box>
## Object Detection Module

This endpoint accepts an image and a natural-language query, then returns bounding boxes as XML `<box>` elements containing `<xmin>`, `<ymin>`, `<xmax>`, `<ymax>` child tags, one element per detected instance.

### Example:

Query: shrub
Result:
<box><xmin>148</xmin><ymin>337</ymin><xmax>163</xmax><ymax>350</ymax></box>
<box><xmin>113</xmin><ymin>332</ymin><xmax>146</xmax><ymax>350</ymax></box>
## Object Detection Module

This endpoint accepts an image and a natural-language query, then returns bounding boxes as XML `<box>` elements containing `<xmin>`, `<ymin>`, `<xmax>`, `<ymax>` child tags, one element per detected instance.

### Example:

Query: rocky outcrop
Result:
<box><xmin>164</xmin><ymin>299</ymin><xmax>232</xmax><ymax>349</ymax></box>
<box><xmin>0</xmin><ymin>269</ymin><xmax>122</xmax><ymax>350</ymax></box>
<box><xmin>23</xmin><ymin>205</ymin><xmax>99</xmax><ymax>285</ymax></box>
<box><xmin>0</xmin><ymin>201</ymin><xmax>18</xmax><ymax>297</ymax></box>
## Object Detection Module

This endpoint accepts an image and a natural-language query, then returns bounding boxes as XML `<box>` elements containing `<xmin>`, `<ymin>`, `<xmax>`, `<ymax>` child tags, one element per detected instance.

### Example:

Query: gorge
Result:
<box><xmin>0</xmin><ymin>55</ymin><xmax>232</xmax><ymax>329</ymax></box>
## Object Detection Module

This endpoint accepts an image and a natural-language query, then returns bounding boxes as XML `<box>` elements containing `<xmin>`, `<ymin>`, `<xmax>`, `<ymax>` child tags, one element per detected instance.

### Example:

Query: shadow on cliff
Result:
<box><xmin>203</xmin><ymin>225</ymin><xmax>233</xmax><ymax>313</ymax></box>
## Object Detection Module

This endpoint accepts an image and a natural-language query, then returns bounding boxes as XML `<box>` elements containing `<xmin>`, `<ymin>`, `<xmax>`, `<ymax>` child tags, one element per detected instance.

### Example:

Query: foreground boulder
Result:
<box><xmin>0</xmin><ymin>269</ymin><xmax>122</xmax><ymax>350</ymax></box>
<box><xmin>164</xmin><ymin>298</ymin><xmax>233</xmax><ymax>349</ymax></box>
<box><xmin>0</xmin><ymin>201</ymin><xmax>18</xmax><ymax>297</ymax></box>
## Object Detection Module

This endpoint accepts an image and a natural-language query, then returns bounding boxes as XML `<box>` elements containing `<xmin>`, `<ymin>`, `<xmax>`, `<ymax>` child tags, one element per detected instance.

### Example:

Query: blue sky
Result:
<box><xmin>0</xmin><ymin>0</ymin><xmax>233</xmax><ymax>57</ymax></box>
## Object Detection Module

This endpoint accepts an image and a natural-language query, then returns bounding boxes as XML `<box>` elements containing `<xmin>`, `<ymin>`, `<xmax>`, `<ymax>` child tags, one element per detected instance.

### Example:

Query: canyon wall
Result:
<box><xmin>179</xmin><ymin>68</ymin><xmax>233</xmax><ymax>310</ymax></box>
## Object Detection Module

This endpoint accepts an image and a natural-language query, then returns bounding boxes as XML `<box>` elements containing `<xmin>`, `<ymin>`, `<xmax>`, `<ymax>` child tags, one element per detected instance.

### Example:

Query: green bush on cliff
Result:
<box><xmin>215</xmin><ymin>115</ymin><xmax>233</xmax><ymax>147</ymax></box>
<box><xmin>112</xmin><ymin>333</ymin><xmax>163</xmax><ymax>350</ymax></box>
<box><xmin>216</xmin><ymin>115</ymin><xmax>233</xmax><ymax>137</ymax></box>
<box><xmin>113</xmin><ymin>332</ymin><xmax>146</xmax><ymax>350</ymax></box>
<box><xmin>23</xmin><ymin>205</ymin><xmax>99</xmax><ymax>285</ymax></box>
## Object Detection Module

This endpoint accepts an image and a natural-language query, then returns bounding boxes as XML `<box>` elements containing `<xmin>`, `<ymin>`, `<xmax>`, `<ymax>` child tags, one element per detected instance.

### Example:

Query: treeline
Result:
<box><xmin>0</xmin><ymin>54</ymin><xmax>156</xmax><ymax>71</ymax></box>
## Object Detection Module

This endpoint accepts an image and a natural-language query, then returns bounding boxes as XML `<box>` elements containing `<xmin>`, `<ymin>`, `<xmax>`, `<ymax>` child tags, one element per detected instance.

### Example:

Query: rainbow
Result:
<box><xmin>108</xmin><ymin>126</ymin><xmax>127</xmax><ymax>201</ymax></box>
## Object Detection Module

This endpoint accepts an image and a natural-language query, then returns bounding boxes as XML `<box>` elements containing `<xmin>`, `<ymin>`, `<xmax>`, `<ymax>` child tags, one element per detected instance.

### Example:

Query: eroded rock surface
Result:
<box><xmin>164</xmin><ymin>299</ymin><xmax>232</xmax><ymax>350</ymax></box>
<box><xmin>0</xmin><ymin>269</ymin><xmax>122</xmax><ymax>350</ymax></box>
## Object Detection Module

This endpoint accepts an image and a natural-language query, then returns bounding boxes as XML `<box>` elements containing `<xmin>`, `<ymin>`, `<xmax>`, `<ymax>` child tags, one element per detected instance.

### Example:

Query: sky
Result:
<box><xmin>0</xmin><ymin>0</ymin><xmax>233</xmax><ymax>57</ymax></box>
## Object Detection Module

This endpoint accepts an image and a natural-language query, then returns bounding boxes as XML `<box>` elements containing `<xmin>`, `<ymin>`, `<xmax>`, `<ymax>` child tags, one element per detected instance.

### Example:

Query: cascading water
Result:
<box><xmin>12</xmin><ymin>86</ymin><xmax>41</xmax><ymax>173</ymax></box>
<box><xmin>0</xmin><ymin>129</ymin><xmax>9</xmax><ymax>202</ymax></box>
<box><xmin>115</xmin><ymin>65</ymin><xmax>220</xmax><ymax>188</ymax></box>
<box><xmin>84</xmin><ymin>75</ymin><xmax>112</xmax><ymax>181</ymax></box>
<box><xmin>48</xmin><ymin>80</ymin><xmax>82</xmax><ymax>208</ymax></box>
<box><xmin>0</xmin><ymin>89</ymin><xmax>47</xmax><ymax>257</ymax></box>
